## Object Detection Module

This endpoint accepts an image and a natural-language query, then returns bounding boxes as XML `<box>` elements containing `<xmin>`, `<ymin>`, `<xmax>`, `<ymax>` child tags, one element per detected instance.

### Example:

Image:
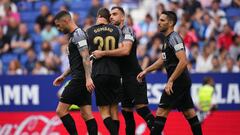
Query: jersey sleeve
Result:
<box><xmin>169</xmin><ymin>33</ymin><xmax>185</xmax><ymax>53</ymax></box>
<box><xmin>73</xmin><ymin>28</ymin><xmax>88</xmax><ymax>51</ymax></box>
<box><xmin>122</xmin><ymin>26</ymin><xmax>135</xmax><ymax>42</ymax></box>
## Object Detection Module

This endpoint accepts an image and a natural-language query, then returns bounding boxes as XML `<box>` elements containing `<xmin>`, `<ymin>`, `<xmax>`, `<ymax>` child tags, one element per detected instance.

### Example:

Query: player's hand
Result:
<box><xmin>92</xmin><ymin>50</ymin><xmax>104</xmax><ymax>59</ymax></box>
<box><xmin>137</xmin><ymin>70</ymin><xmax>147</xmax><ymax>82</ymax></box>
<box><xmin>165</xmin><ymin>80</ymin><xmax>174</xmax><ymax>95</ymax></box>
<box><xmin>86</xmin><ymin>78</ymin><xmax>95</xmax><ymax>92</ymax></box>
<box><xmin>53</xmin><ymin>76</ymin><xmax>65</xmax><ymax>86</ymax></box>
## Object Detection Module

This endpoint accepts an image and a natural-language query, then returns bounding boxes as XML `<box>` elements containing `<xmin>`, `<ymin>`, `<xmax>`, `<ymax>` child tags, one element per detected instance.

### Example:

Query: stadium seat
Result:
<box><xmin>52</xmin><ymin>1</ymin><xmax>66</xmax><ymax>11</ymax></box>
<box><xmin>34</xmin><ymin>1</ymin><xmax>51</xmax><ymax>11</ymax></box>
<box><xmin>20</xmin><ymin>11</ymin><xmax>39</xmax><ymax>23</ymax></box>
<box><xmin>17</xmin><ymin>1</ymin><xmax>33</xmax><ymax>11</ymax></box>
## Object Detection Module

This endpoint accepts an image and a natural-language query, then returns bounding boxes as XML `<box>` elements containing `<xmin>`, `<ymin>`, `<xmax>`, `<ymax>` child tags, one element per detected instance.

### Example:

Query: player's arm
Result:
<box><xmin>75</xmin><ymin>30</ymin><xmax>95</xmax><ymax>92</ymax></box>
<box><xmin>168</xmin><ymin>48</ymin><xmax>188</xmax><ymax>83</ymax></box>
<box><xmin>53</xmin><ymin>67</ymin><xmax>71</xmax><ymax>86</ymax></box>
<box><xmin>92</xmin><ymin>27</ymin><xmax>133</xmax><ymax>58</ymax></box>
<box><xmin>137</xmin><ymin>54</ymin><xmax>164</xmax><ymax>82</ymax></box>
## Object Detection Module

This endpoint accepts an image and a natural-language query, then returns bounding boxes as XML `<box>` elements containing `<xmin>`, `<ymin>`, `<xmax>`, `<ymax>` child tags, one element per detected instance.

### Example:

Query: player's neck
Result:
<box><xmin>163</xmin><ymin>28</ymin><xmax>174</xmax><ymax>37</ymax></box>
<box><xmin>69</xmin><ymin>22</ymin><xmax>78</xmax><ymax>33</ymax></box>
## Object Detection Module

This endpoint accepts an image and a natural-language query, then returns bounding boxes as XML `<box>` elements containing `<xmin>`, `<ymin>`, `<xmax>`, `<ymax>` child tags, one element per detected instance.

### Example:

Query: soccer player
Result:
<box><xmin>137</xmin><ymin>11</ymin><xmax>203</xmax><ymax>135</ymax></box>
<box><xmin>53</xmin><ymin>11</ymin><xmax>97</xmax><ymax>135</ymax></box>
<box><xmin>92</xmin><ymin>6</ymin><xmax>155</xmax><ymax>135</ymax></box>
<box><xmin>86</xmin><ymin>8</ymin><xmax>121</xmax><ymax>135</ymax></box>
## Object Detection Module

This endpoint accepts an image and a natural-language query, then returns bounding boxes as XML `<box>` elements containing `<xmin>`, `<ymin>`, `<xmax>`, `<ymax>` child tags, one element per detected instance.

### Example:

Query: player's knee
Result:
<box><xmin>135</xmin><ymin>104</ymin><xmax>147</xmax><ymax>109</ymax></box>
<box><xmin>156</xmin><ymin>108</ymin><xmax>170</xmax><ymax>117</ymax></box>
<box><xmin>183</xmin><ymin>108</ymin><xmax>196</xmax><ymax>119</ymax></box>
<box><xmin>81</xmin><ymin>111</ymin><xmax>93</xmax><ymax>121</ymax></box>
<box><xmin>56</xmin><ymin>107</ymin><xmax>68</xmax><ymax>117</ymax></box>
<box><xmin>122</xmin><ymin>107</ymin><xmax>133</xmax><ymax>112</ymax></box>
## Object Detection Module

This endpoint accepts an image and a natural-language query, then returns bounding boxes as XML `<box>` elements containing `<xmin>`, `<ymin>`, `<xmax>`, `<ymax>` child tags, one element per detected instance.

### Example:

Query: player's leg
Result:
<box><xmin>56</xmin><ymin>102</ymin><xmax>78</xmax><ymax>135</ymax></box>
<box><xmin>99</xmin><ymin>106</ymin><xmax>118</xmax><ymax>135</ymax></box>
<box><xmin>183</xmin><ymin>108</ymin><xmax>202</xmax><ymax>135</ymax></box>
<box><xmin>80</xmin><ymin>105</ymin><xmax>98</xmax><ymax>135</ymax></box>
<box><xmin>134</xmin><ymin>79</ymin><xmax>155</xmax><ymax>130</ymax></box>
<box><xmin>181</xmin><ymin>86</ymin><xmax>202</xmax><ymax>135</ymax></box>
<box><xmin>121</xmin><ymin>107</ymin><xmax>135</xmax><ymax>135</ymax></box>
<box><xmin>150</xmin><ymin>107</ymin><xmax>171</xmax><ymax>135</ymax></box>
<box><xmin>111</xmin><ymin>104</ymin><xmax>120</xmax><ymax>133</ymax></box>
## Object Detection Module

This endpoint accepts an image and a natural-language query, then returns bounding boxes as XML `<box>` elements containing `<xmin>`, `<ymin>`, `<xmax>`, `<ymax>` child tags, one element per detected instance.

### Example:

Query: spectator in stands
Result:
<box><xmin>179</xmin><ymin>24</ymin><xmax>198</xmax><ymax>49</ymax></box>
<box><xmin>32</xmin><ymin>61</ymin><xmax>48</xmax><ymax>75</ymax></box>
<box><xmin>87</xmin><ymin>0</ymin><xmax>102</xmax><ymax>19</ymax></box>
<box><xmin>147</xmin><ymin>35</ymin><xmax>162</xmax><ymax>65</ymax></box>
<box><xmin>196</xmin><ymin>44</ymin><xmax>213</xmax><ymax>72</ymax></box>
<box><xmin>169</xmin><ymin>0</ymin><xmax>184</xmax><ymax>24</ymax></box>
<box><xmin>59</xmin><ymin>43</ymin><xmax>69</xmax><ymax>73</ymax></box>
<box><xmin>7</xmin><ymin>59</ymin><xmax>25</xmax><ymax>75</ymax></box>
<box><xmin>40</xmin><ymin>22</ymin><xmax>59</xmax><ymax>42</ymax></box>
<box><xmin>188</xmin><ymin>42</ymin><xmax>200</xmax><ymax>69</ymax></box>
<box><xmin>217</xmin><ymin>24</ymin><xmax>234</xmax><ymax>50</ymax></box>
<box><xmin>237</xmin><ymin>55</ymin><xmax>240</xmax><ymax>69</ymax></box>
<box><xmin>229</xmin><ymin>34</ymin><xmax>240</xmax><ymax>61</ymax></box>
<box><xmin>218</xmin><ymin>47</ymin><xmax>228</xmax><ymax>67</ymax></box>
<box><xmin>2</xmin><ymin>3</ymin><xmax>20</xmax><ymax>26</ymax></box>
<box><xmin>0</xmin><ymin>26</ymin><xmax>10</xmax><ymax>55</ymax></box>
<box><xmin>38</xmin><ymin>41</ymin><xmax>60</xmax><ymax>73</ymax></box>
<box><xmin>221</xmin><ymin>56</ymin><xmax>239</xmax><ymax>72</ymax></box>
<box><xmin>11</xmin><ymin>23</ymin><xmax>32</xmax><ymax>56</ymax></box>
<box><xmin>234</xmin><ymin>20</ymin><xmax>240</xmax><ymax>36</ymax></box>
<box><xmin>127</xmin><ymin>14</ymin><xmax>142</xmax><ymax>39</ymax></box>
<box><xmin>83</xmin><ymin>16</ymin><xmax>94</xmax><ymax>31</ymax></box>
<box><xmin>4</xmin><ymin>16</ymin><xmax>18</xmax><ymax>39</ymax></box>
<box><xmin>137</xmin><ymin>44</ymin><xmax>150</xmax><ymax>70</ymax></box>
<box><xmin>25</xmin><ymin>48</ymin><xmax>37</xmax><ymax>73</ymax></box>
<box><xmin>0</xmin><ymin>0</ymin><xmax>18</xmax><ymax>18</ymax></box>
<box><xmin>211</xmin><ymin>55</ymin><xmax>221</xmax><ymax>72</ymax></box>
<box><xmin>35</xmin><ymin>4</ymin><xmax>51</xmax><ymax>30</ymax></box>
<box><xmin>209</xmin><ymin>0</ymin><xmax>227</xmax><ymax>34</ymax></box>
<box><xmin>156</xmin><ymin>3</ymin><xmax>165</xmax><ymax>20</ymax></box>
<box><xmin>139</xmin><ymin>13</ymin><xmax>157</xmax><ymax>45</ymax></box>
<box><xmin>183</xmin><ymin>0</ymin><xmax>202</xmax><ymax>16</ymax></box>
<box><xmin>200</xmin><ymin>13</ymin><xmax>216</xmax><ymax>41</ymax></box>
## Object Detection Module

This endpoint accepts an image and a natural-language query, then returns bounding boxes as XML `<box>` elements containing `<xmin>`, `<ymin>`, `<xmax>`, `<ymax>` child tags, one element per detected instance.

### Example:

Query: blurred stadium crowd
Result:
<box><xmin>0</xmin><ymin>0</ymin><xmax>240</xmax><ymax>75</ymax></box>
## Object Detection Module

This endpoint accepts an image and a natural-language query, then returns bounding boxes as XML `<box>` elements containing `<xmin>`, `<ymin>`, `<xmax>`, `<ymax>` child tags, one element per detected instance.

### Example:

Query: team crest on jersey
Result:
<box><xmin>162</xmin><ymin>52</ymin><xmax>166</xmax><ymax>60</ymax></box>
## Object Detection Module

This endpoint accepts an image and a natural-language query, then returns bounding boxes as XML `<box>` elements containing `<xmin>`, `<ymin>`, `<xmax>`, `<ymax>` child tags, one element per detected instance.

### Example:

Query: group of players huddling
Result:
<box><xmin>53</xmin><ymin>6</ymin><xmax>203</xmax><ymax>135</ymax></box>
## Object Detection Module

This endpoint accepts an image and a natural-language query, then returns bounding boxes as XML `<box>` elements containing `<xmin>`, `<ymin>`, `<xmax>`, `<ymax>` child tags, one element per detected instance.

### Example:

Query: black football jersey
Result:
<box><xmin>87</xmin><ymin>24</ymin><xmax>121</xmax><ymax>77</ymax></box>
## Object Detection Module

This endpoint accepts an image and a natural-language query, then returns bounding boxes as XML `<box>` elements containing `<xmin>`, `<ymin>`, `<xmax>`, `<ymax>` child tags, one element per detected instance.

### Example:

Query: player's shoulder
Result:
<box><xmin>122</xmin><ymin>25</ymin><xmax>134</xmax><ymax>34</ymax></box>
<box><xmin>73</xmin><ymin>28</ymin><xmax>86</xmax><ymax>38</ymax></box>
<box><xmin>168</xmin><ymin>31</ymin><xmax>183</xmax><ymax>44</ymax></box>
<box><xmin>72</xmin><ymin>28</ymin><xmax>87</xmax><ymax>42</ymax></box>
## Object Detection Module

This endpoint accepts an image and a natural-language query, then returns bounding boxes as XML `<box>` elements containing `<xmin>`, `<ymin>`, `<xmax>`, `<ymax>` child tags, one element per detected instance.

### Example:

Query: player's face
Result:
<box><xmin>55</xmin><ymin>19</ymin><xmax>69</xmax><ymax>34</ymax></box>
<box><xmin>110</xmin><ymin>9</ymin><xmax>123</xmax><ymax>26</ymax></box>
<box><xmin>158</xmin><ymin>14</ymin><xmax>170</xmax><ymax>33</ymax></box>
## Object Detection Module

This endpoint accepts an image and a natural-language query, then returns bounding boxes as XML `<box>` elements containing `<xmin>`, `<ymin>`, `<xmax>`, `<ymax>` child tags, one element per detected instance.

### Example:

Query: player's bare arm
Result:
<box><xmin>92</xmin><ymin>40</ymin><xmax>132</xmax><ymax>59</ymax></box>
<box><xmin>165</xmin><ymin>50</ymin><xmax>188</xmax><ymax>95</ymax></box>
<box><xmin>137</xmin><ymin>55</ymin><xmax>164</xmax><ymax>82</ymax></box>
<box><xmin>80</xmin><ymin>47</ymin><xmax>95</xmax><ymax>92</ymax></box>
<box><xmin>53</xmin><ymin>68</ymin><xmax>71</xmax><ymax>86</ymax></box>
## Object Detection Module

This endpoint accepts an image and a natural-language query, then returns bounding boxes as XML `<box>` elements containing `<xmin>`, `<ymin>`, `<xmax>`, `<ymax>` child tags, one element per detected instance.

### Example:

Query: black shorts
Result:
<box><xmin>121</xmin><ymin>76</ymin><xmax>148</xmax><ymax>108</ymax></box>
<box><xmin>93</xmin><ymin>75</ymin><xmax>121</xmax><ymax>106</ymax></box>
<box><xmin>60</xmin><ymin>79</ymin><xmax>91</xmax><ymax>106</ymax></box>
<box><xmin>159</xmin><ymin>83</ymin><xmax>194</xmax><ymax>111</ymax></box>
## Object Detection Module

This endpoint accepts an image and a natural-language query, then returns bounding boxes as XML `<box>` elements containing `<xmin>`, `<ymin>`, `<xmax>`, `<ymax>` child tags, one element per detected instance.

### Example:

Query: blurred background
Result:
<box><xmin>0</xmin><ymin>0</ymin><xmax>239</xmax><ymax>135</ymax></box>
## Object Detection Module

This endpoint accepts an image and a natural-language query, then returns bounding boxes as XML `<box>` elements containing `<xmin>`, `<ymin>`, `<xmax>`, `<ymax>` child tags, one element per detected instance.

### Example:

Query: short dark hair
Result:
<box><xmin>54</xmin><ymin>10</ymin><xmax>71</xmax><ymax>21</ymax></box>
<box><xmin>111</xmin><ymin>6</ymin><xmax>125</xmax><ymax>15</ymax></box>
<box><xmin>162</xmin><ymin>11</ymin><xmax>177</xmax><ymax>26</ymax></box>
<box><xmin>97</xmin><ymin>8</ymin><xmax>111</xmax><ymax>22</ymax></box>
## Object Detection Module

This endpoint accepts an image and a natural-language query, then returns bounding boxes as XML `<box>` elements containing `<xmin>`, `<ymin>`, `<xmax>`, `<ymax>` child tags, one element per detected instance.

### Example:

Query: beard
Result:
<box><xmin>159</xmin><ymin>26</ymin><xmax>168</xmax><ymax>33</ymax></box>
<box><xmin>111</xmin><ymin>20</ymin><xmax>121</xmax><ymax>26</ymax></box>
<box><xmin>62</xmin><ymin>29</ymin><xmax>69</xmax><ymax>34</ymax></box>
